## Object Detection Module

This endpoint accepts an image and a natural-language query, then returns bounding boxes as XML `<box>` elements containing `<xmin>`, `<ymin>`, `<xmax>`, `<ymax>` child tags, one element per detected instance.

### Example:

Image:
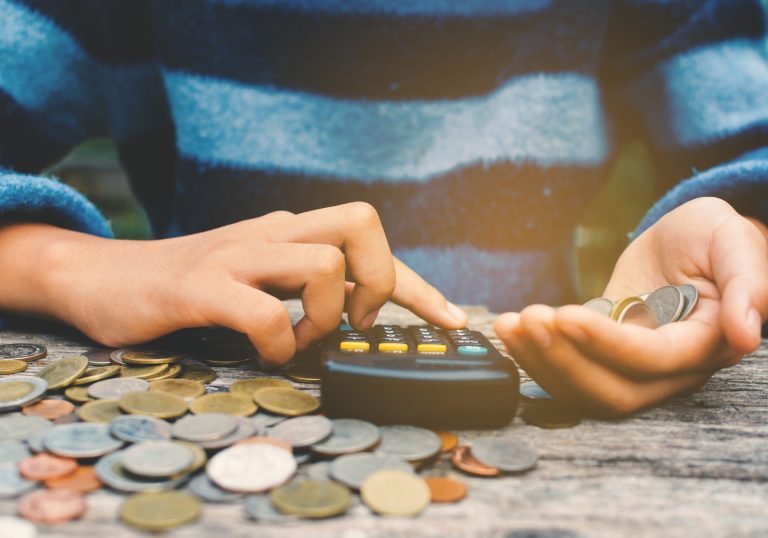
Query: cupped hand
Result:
<box><xmin>494</xmin><ymin>197</ymin><xmax>768</xmax><ymax>417</ymax></box>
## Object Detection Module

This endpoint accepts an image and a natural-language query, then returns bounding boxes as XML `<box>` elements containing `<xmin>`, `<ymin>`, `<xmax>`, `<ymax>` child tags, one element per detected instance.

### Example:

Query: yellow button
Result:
<box><xmin>340</xmin><ymin>341</ymin><xmax>370</xmax><ymax>352</ymax></box>
<box><xmin>417</xmin><ymin>343</ymin><xmax>447</xmax><ymax>353</ymax></box>
<box><xmin>378</xmin><ymin>342</ymin><xmax>408</xmax><ymax>353</ymax></box>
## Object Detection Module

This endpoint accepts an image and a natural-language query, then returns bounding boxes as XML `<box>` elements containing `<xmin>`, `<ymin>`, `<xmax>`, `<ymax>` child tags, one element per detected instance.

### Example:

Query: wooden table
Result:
<box><xmin>1</xmin><ymin>301</ymin><xmax>766</xmax><ymax>538</ymax></box>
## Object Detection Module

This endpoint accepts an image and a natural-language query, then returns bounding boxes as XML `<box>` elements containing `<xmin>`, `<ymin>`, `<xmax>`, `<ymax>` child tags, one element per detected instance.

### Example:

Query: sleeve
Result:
<box><xmin>600</xmin><ymin>0</ymin><xmax>768</xmax><ymax>237</ymax></box>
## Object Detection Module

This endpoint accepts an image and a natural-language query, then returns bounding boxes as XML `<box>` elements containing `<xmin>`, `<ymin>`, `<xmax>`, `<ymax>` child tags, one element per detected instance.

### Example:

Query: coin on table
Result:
<box><xmin>236</xmin><ymin>436</ymin><xmax>292</xmax><ymax>452</ymax></box>
<box><xmin>195</xmin><ymin>417</ymin><xmax>258</xmax><ymax>450</ymax></box>
<box><xmin>120</xmin><ymin>363</ymin><xmax>169</xmax><ymax>380</ymax></box>
<box><xmin>611</xmin><ymin>297</ymin><xmax>657</xmax><ymax>328</ymax></box>
<box><xmin>451</xmin><ymin>446</ymin><xmax>499</xmax><ymax>477</ymax></box>
<box><xmin>582</xmin><ymin>297</ymin><xmax>614</xmax><ymax>316</ymax></box>
<box><xmin>330</xmin><ymin>452</ymin><xmax>412</xmax><ymax>490</ymax></box>
<box><xmin>121</xmin><ymin>441</ymin><xmax>195</xmax><ymax>478</ymax></box>
<box><xmin>118</xmin><ymin>391</ymin><xmax>187</xmax><ymax>419</ymax></box>
<box><xmin>111</xmin><ymin>415</ymin><xmax>172</xmax><ymax>443</ymax></box>
<box><xmin>116</xmin><ymin>349</ymin><xmax>186</xmax><ymax>366</ymax></box>
<box><xmin>188</xmin><ymin>473</ymin><xmax>244</xmax><ymax>503</ymax></box>
<box><xmin>310</xmin><ymin>418</ymin><xmax>379</xmax><ymax>456</ymax></box>
<box><xmin>299</xmin><ymin>461</ymin><xmax>332</xmax><ymax>482</ymax></box>
<box><xmin>271</xmin><ymin>480</ymin><xmax>351</xmax><ymax>519</ymax></box>
<box><xmin>88</xmin><ymin>377</ymin><xmax>149</xmax><ymax>400</ymax></box>
<box><xmin>677</xmin><ymin>284</ymin><xmax>700</xmax><ymax>321</ymax></box>
<box><xmin>0</xmin><ymin>516</ymin><xmax>37</xmax><ymax>538</ymax></box>
<box><xmin>376</xmin><ymin>425</ymin><xmax>442</xmax><ymax>462</ymax></box>
<box><xmin>72</xmin><ymin>365</ymin><xmax>120</xmax><ymax>385</ymax></box>
<box><xmin>78</xmin><ymin>398</ymin><xmax>124</xmax><ymax>423</ymax></box>
<box><xmin>17</xmin><ymin>489</ymin><xmax>86</xmax><ymax>524</ymax></box>
<box><xmin>470</xmin><ymin>438</ymin><xmax>538</xmax><ymax>473</ymax></box>
<box><xmin>149</xmin><ymin>378</ymin><xmax>205</xmax><ymax>400</ymax></box>
<box><xmin>270</xmin><ymin>415</ymin><xmax>333</xmax><ymax>448</ymax></box>
<box><xmin>44</xmin><ymin>465</ymin><xmax>101</xmax><ymax>493</ymax></box>
<box><xmin>0</xmin><ymin>440</ymin><xmax>30</xmax><ymax>464</ymax></box>
<box><xmin>206</xmin><ymin>443</ymin><xmax>296</xmax><ymax>493</ymax></box>
<box><xmin>0</xmin><ymin>462</ymin><xmax>37</xmax><ymax>498</ymax></box>
<box><xmin>0</xmin><ymin>359</ymin><xmax>27</xmax><ymax>375</ymax></box>
<box><xmin>0</xmin><ymin>415</ymin><xmax>51</xmax><ymax>442</ymax></box>
<box><xmin>95</xmin><ymin>450</ymin><xmax>190</xmax><ymax>493</ymax></box>
<box><xmin>83</xmin><ymin>348</ymin><xmax>113</xmax><ymax>367</ymax></box>
<box><xmin>23</xmin><ymin>399</ymin><xmax>75</xmax><ymax>420</ymax></box>
<box><xmin>254</xmin><ymin>387</ymin><xmax>319</xmax><ymax>416</ymax></box>
<box><xmin>424</xmin><ymin>475</ymin><xmax>468</xmax><ymax>503</ymax></box>
<box><xmin>0</xmin><ymin>377</ymin><xmax>48</xmax><ymax>412</ymax></box>
<box><xmin>144</xmin><ymin>363</ymin><xmax>183</xmax><ymax>381</ymax></box>
<box><xmin>36</xmin><ymin>355</ymin><xmax>88</xmax><ymax>390</ymax></box>
<box><xmin>436</xmin><ymin>431</ymin><xmax>459</xmax><ymax>453</ymax></box>
<box><xmin>120</xmin><ymin>490</ymin><xmax>201</xmax><ymax>532</ymax></box>
<box><xmin>522</xmin><ymin>403</ymin><xmax>582</xmax><ymax>429</ymax></box>
<box><xmin>177</xmin><ymin>441</ymin><xmax>207</xmax><ymax>473</ymax></box>
<box><xmin>361</xmin><ymin>469</ymin><xmax>430</xmax><ymax>517</ymax></box>
<box><xmin>172</xmin><ymin>413</ymin><xmax>238</xmax><ymax>442</ymax></box>
<box><xmin>43</xmin><ymin>423</ymin><xmax>123</xmax><ymax>458</ymax></box>
<box><xmin>251</xmin><ymin>411</ymin><xmax>288</xmax><ymax>429</ymax></box>
<box><xmin>645</xmin><ymin>285</ymin><xmax>685</xmax><ymax>325</ymax></box>
<box><xmin>0</xmin><ymin>343</ymin><xmax>46</xmax><ymax>362</ymax></box>
<box><xmin>179</xmin><ymin>362</ymin><xmax>217</xmax><ymax>384</ymax></box>
<box><xmin>244</xmin><ymin>494</ymin><xmax>298</xmax><ymax>523</ymax></box>
<box><xmin>18</xmin><ymin>453</ymin><xmax>77</xmax><ymax>481</ymax></box>
<box><xmin>189</xmin><ymin>392</ymin><xmax>256</xmax><ymax>416</ymax></box>
<box><xmin>64</xmin><ymin>386</ymin><xmax>92</xmax><ymax>404</ymax></box>
<box><xmin>230</xmin><ymin>377</ymin><xmax>292</xmax><ymax>397</ymax></box>
<box><xmin>283</xmin><ymin>360</ymin><xmax>323</xmax><ymax>384</ymax></box>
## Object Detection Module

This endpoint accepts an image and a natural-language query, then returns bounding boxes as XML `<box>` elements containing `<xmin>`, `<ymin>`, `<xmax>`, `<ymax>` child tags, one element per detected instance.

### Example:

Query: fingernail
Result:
<box><xmin>528</xmin><ymin>324</ymin><xmax>551</xmax><ymax>348</ymax></box>
<box><xmin>447</xmin><ymin>302</ymin><xmax>468</xmax><ymax>325</ymax></box>
<box><xmin>361</xmin><ymin>309</ymin><xmax>379</xmax><ymax>329</ymax></box>
<box><xmin>747</xmin><ymin>307</ymin><xmax>762</xmax><ymax>336</ymax></box>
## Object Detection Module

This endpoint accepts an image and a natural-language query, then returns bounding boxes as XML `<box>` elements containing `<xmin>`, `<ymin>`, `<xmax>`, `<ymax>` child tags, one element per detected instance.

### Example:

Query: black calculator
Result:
<box><xmin>319</xmin><ymin>324</ymin><xmax>520</xmax><ymax>429</ymax></box>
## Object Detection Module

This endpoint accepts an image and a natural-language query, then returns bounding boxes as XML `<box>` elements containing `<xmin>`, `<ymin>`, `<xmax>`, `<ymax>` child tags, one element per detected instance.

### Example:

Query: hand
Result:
<box><xmin>0</xmin><ymin>202</ymin><xmax>467</xmax><ymax>367</ymax></box>
<box><xmin>494</xmin><ymin>197</ymin><xmax>768</xmax><ymax>417</ymax></box>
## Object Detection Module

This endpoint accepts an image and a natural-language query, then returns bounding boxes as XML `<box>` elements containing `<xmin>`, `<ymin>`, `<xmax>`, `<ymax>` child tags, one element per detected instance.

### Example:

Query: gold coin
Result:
<box><xmin>360</xmin><ymin>469</ymin><xmax>430</xmax><ymax>516</ymax></box>
<box><xmin>119</xmin><ymin>391</ymin><xmax>188</xmax><ymax>419</ymax></box>
<box><xmin>120</xmin><ymin>363</ymin><xmax>169</xmax><ymax>380</ymax></box>
<box><xmin>254</xmin><ymin>387</ymin><xmax>320</xmax><ymax>416</ymax></box>
<box><xmin>120</xmin><ymin>491</ymin><xmax>201</xmax><ymax>532</ymax></box>
<box><xmin>271</xmin><ymin>480</ymin><xmax>351</xmax><ymax>519</ymax></box>
<box><xmin>143</xmin><ymin>364</ymin><xmax>183</xmax><ymax>381</ymax></box>
<box><xmin>178</xmin><ymin>363</ymin><xmax>217</xmax><ymax>384</ymax></box>
<box><xmin>149</xmin><ymin>379</ymin><xmax>205</xmax><ymax>400</ymax></box>
<box><xmin>175</xmin><ymin>441</ymin><xmax>207</xmax><ymax>473</ymax></box>
<box><xmin>37</xmin><ymin>355</ymin><xmax>89</xmax><ymax>390</ymax></box>
<box><xmin>73</xmin><ymin>365</ymin><xmax>120</xmax><ymax>385</ymax></box>
<box><xmin>78</xmin><ymin>398</ymin><xmax>123</xmax><ymax>423</ymax></box>
<box><xmin>121</xmin><ymin>350</ymin><xmax>186</xmax><ymax>365</ymax></box>
<box><xmin>0</xmin><ymin>359</ymin><xmax>28</xmax><ymax>375</ymax></box>
<box><xmin>230</xmin><ymin>378</ymin><xmax>291</xmax><ymax>397</ymax></box>
<box><xmin>0</xmin><ymin>380</ymin><xmax>34</xmax><ymax>401</ymax></box>
<box><xmin>189</xmin><ymin>393</ymin><xmax>256</xmax><ymax>416</ymax></box>
<box><xmin>64</xmin><ymin>386</ymin><xmax>93</xmax><ymax>404</ymax></box>
<box><xmin>283</xmin><ymin>361</ymin><xmax>323</xmax><ymax>384</ymax></box>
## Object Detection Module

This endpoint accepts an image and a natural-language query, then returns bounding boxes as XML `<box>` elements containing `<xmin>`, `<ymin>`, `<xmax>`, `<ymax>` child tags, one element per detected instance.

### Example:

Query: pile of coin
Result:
<box><xmin>583</xmin><ymin>284</ymin><xmax>699</xmax><ymax>328</ymax></box>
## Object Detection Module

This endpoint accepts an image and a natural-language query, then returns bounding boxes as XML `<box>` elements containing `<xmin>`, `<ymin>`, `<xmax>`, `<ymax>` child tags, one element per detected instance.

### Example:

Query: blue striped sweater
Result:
<box><xmin>1</xmin><ymin>0</ymin><xmax>768</xmax><ymax>312</ymax></box>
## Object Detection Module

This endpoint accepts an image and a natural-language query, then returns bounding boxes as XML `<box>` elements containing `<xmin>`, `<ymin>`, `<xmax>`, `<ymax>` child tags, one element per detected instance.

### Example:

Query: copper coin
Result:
<box><xmin>435</xmin><ymin>431</ymin><xmax>458</xmax><ymax>453</ymax></box>
<box><xmin>235</xmin><ymin>436</ymin><xmax>292</xmax><ymax>452</ymax></box>
<box><xmin>23</xmin><ymin>399</ymin><xmax>76</xmax><ymax>420</ymax></box>
<box><xmin>450</xmin><ymin>446</ymin><xmax>499</xmax><ymax>477</ymax></box>
<box><xmin>424</xmin><ymin>476</ymin><xmax>468</xmax><ymax>503</ymax></box>
<box><xmin>17</xmin><ymin>489</ymin><xmax>87</xmax><ymax>524</ymax></box>
<box><xmin>45</xmin><ymin>466</ymin><xmax>102</xmax><ymax>493</ymax></box>
<box><xmin>19</xmin><ymin>453</ymin><xmax>78</xmax><ymax>481</ymax></box>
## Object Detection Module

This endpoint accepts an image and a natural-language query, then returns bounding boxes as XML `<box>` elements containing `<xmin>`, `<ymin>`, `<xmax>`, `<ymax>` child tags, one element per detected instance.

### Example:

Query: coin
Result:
<box><xmin>189</xmin><ymin>392</ymin><xmax>256</xmax><ymax>416</ymax></box>
<box><xmin>54</xmin><ymin>413</ymin><xmax>79</xmax><ymax>425</ymax></box>
<box><xmin>206</xmin><ymin>444</ymin><xmax>296</xmax><ymax>493</ymax></box>
<box><xmin>271</xmin><ymin>480</ymin><xmax>351</xmax><ymax>519</ymax></box>
<box><xmin>120</xmin><ymin>491</ymin><xmax>201</xmax><ymax>532</ymax></box>
<box><xmin>677</xmin><ymin>284</ymin><xmax>700</xmax><ymax>321</ymax></box>
<box><xmin>118</xmin><ymin>391</ymin><xmax>188</xmax><ymax>419</ymax></box>
<box><xmin>23</xmin><ymin>399</ymin><xmax>75</xmax><ymax>420</ymax></box>
<box><xmin>179</xmin><ymin>362</ymin><xmax>217</xmax><ymax>384</ymax></box>
<box><xmin>254</xmin><ymin>387</ymin><xmax>320</xmax><ymax>416</ymax></box>
<box><xmin>44</xmin><ymin>465</ymin><xmax>101</xmax><ymax>493</ymax></box>
<box><xmin>521</xmin><ymin>403</ymin><xmax>582</xmax><ymax>429</ymax></box>
<box><xmin>43</xmin><ymin>423</ymin><xmax>123</xmax><ymax>458</ymax></box>
<box><xmin>470</xmin><ymin>438</ymin><xmax>538</xmax><ymax>473</ymax></box>
<box><xmin>18</xmin><ymin>453</ymin><xmax>77</xmax><ymax>480</ymax></box>
<box><xmin>0</xmin><ymin>462</ymin><xmax>36</xmax><ymax>498</ymax></box>
<box><xmin>329</xmin><ymin>453</ymin><xmax>412</xmax><ymax>490</ymax></box>
<box><xmin>36</xmin><ymin>355</ymin><xmax>88</xmax><ymax>390</ymax></box>
<box><xmin>72</xmin><ymin>365</ymin><xmax>120</xmax><ymax>385</ymax></box>
<box><xmin>17</xmin><ymin>489</ymin><xmax>86</xmax><ymax>524</ymax></box>
<box><xmin>311</xmin><ymin>418</ymin><xmax>379</xmax><ymax>455</ymax></box>
<box><xmin>611</xmin><ymin>297</ymin><xmax>657</xmax><ymax>328</ymax></box>
<box><xmin>0</xmin><ymin>359</ymin><xmax>27</xmax><ymax>375</ymax></box>
<box><xmin>299</xmin><ymin>461</ymin><xmax>332</xmax><ymax>482</ymax></box>
<box><xmin>195</xmin><ymin>417</ymin><xmax>259</xmax><ymax>450</ymax></box>
<box><xmin>64</xmin><ymin>386</ymin><xmax>92</xmax><ymax>403</ymax></box>
<box><xmin>0</xmin><ymin>377</ymin><xmax>47</xmax><ymax>412</ymax></box>
<box><xmin>361</xmin><ymin>469</ymin><xmax>430</xmax><ymax>516</ymax></box>
<box><xmin>230</xmin><ymin>377</ymin><xmax>292</xmax><ymax>397</ymax></box>
<box><xmin>451</xmin><ymin>446</ymin><xmax>499</xmax><ymax>477</ymax></box>
<box><xmin>115</xmin><ymin>348</ymin><xmax>186</xmax><ymax>366</ymax></box>
<box><xmin>376</xmin><ymin>425</ymin><xmax>442</xmax><ymax>462</ymax></box>
<box><xmin>582</xmin><ymin>297</ymin><xmax>614</xmax><ymax>316</ymax></box>
<box><xmin>283</xmin><ymin>360</ymin><xmax>323</xmax><ymax>384</ymax></box>
<box><xmin>0</xmin><ymin>516</ymin><xmax>37</xmax><ymax>538</ymax></box>
<box><xmin>646</xmin><ymin>285</ymin><xmax>685</xmax><ymax>325</ymax></box>
<box><xmin>88</xmin><ymin>377</ymin><xmax>150</xmax><ymax>400</ymax></box>
<box><xmin>111</xmin><ymin>415</ymin><xmax>172</xmax><ymax>443</ymax></box>
<box><xmin>270</xmin><ymin>415</ymin><xmax>333</xmax><ymax>448</ymax></box>
<box><xmin>188</xmin><ymin>473</ymin><xmax>244</xmax><ymax>503</ymax></box>
<box><xmin>0</xmin><ymin>415</ymin><xmax>51</xmax><ymax>441</ymax></box>
<box><xmin>0</xmin><ymin>440</ymin><xmax>30</xmax><ymax>464</ymax></box>
<box><xmin>236</xmin><ymin>436</ymin><xmax>292</xmax><ymax>452</ymax></box>
<box><xmin>177</xmin><ymin>441</ymin><xmax>207</xmax><ymax>473</ymax></box>
<box><xmin>436</xmin><ymin>431</ymin><xmax>459</xmax><ymax>453</ymax></box>
<box><xmin>144</xmin><ymin>363</ymin><xmax>183</xmax><ymax>381</ymax></box>
<box><xmin>121</xmin><ymin>441</ymin><xmax>195</xmax><ymax>478</ymax></box>
<box><xmin>150</xmin><ymin>379</ymin><xmax>205</xmax><ymax>399</ymax></box>
<box><xmin>172</xmin><ymin>413</ymin><xmax>238</xmax><ymax>442</ymax></box>
<box><xmin>83</xmin><ymin>348</ymin><xmax>113</xmax><ymax>366</ymax></box>
<box><xmin>251</xmin><ymin>411</ymin><xmax>288</xmax><ymax>429</ymax></box>
<box><xmin>78</xmin><ymin>399</ymin><xmax>123</xmax><ymax>423</ymax></box>
<box><xmin>95</xmin><ymin>450</ymin><xmax>190</xmax><ymax>493</ymax></box>
<box><xmin>244</xmin><ymin>494</ymin><xmax>298</xmax><ymax>523</ymax></box>
<box><xmin>0</xmin><ymin>343</ymin><xmax>46</xmax><ymax>362</ymax></box>
<box><xmin>424</xmin><ymin>476</ymin><xmax>468</xmax><ymax>503</ymax></box>
<box><xmin>120</xmin><ymin>363</ymin><xmax>169</xmax><ymax>379</ymax></box>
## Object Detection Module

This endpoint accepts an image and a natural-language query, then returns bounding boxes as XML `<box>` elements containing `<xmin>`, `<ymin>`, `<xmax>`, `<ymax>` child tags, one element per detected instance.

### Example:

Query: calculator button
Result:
<box><xmin>417</xmin><ymin>343</ymin><xmax>447</xmax><ymax>354</ymax></box>
<box><xmin>339</xmin><ymin>323</ymin><xmax>353</xmax><ymax>331</ymax></box>
<box><xmin>457</xmin><ymin>345</ymin><xmax>489</xmax><ymax>356</ymax></box>
<box><xmin>378</xmin><ymin>342</ymin><xmax>409</xmax><ymax>353</ymax></box>
<box><xmin>340</xmin><ymin>341</ymin><xmax>370</xmax><ymax>352</ymax></box>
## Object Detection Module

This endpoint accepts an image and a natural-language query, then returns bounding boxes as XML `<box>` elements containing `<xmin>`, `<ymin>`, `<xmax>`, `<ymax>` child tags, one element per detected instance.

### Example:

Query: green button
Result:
<box><xmin>457</xmin><ymin>345</ymin><xmax>488</xmax><ymax>356</ymax></box>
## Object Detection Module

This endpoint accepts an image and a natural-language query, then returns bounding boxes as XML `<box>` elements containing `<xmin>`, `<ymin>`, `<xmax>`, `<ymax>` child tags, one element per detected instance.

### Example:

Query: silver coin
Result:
<box><xmin>84</xmin><ymin>348</ymin><xmax>114</xmax><ymax>367</ymax></box>
<box><xmin>519</xmin><ymin>380</ymin><xmax>553</xmax><ymax>401</ymax></box>
<box><xmin>293</xmin><ymin>449</ymin><xmax>312</xmax><ymax>465</ymax></box>
<box><xmin>120</xmin><ymin>440</ymin><xmax>195</xmax><ymax>478</ymax></box>
<box><xmin>0</xmin><ymin>462</ymin><xmax>36</xmax><ymax>499</ymax></box>
<box><xmin>646</xmin><ymin>285</ymin><xmax>684</xmax><ymax>325</ymax></box>
<box><xmin>25</xmin><ymin>430</ymin><xmax>47</xmax><ymax>453</ymax></box>
<box><xmin>677</xmin><ymin>284</ymin><xmax>700</xmax><ymax>321</ymax></box>
<box><xmin>0</xmin><ymin>516</ymin><xmax>37</xmax><ymax>538</ymax></box>
<box><xmin>244</xmin><ymin>495</ymin><xmax>298</xmax><ymax>523</ymax></box>
<box><xmin>87</xmin><ymin>378</ymin><xmax>149</xmax><ymax>399</ymax></box>
<box><xmin>299</xmin><ymin>461</ymin><xmax>332</xmax><ymax>482</ymax></box>
<box><xmin>330</xmin><ymin>452</ymin><xmax>412</xmax><ymax>490</ymax></box>
<box><xmin>375</xmin><ymin>425</ymin><xmax>441</xmax><ymax>462</ymax></box>
<box><xmin>616</xmin><ymin>300</ymin><xmax>657</xmax><ymax>328</ymax></box>
<box><xmin>251</xmin><ymin>411</ymin><xmax>288</xmax><ymax>429</ymax></box>
<box><xmin>0</xmin><ymin>344</ymin><xmax>46</xmax><ymax>362</ymax></box>
<box><xmin>638</xmin><ymin>292</ymin><xmax>650</xmax><ymax>301</ymax></box>
<box><xmin>0</xmin><ymin>415</ymin><xmax>52</xmax><ymax>442</ymax></box>
<box><xmin>172</xmin><ymin>413</ymin><xmax>239</xmax><ymax>442</ymax></box>
<box><xmin>470</xmin><ymin>437</ymin><xmax>538</xmax><ymax>473</ymax></box>
<box><xmin>311</xmin><ymin>418</ymin><xmax>380</xmax><ymax>456</ymax></box>
<box><xmin>194</xmin><ymin>416</ymin><xmax>258</xmax><ymax>450</ymax></box>
<box><xmin>43</xmin><ymin>423</ymin><xmax>123</xmax><ymax>458</ymax></box>
<box><xmin>582</xmin><ymin>297</ymin><xmax>614</xmax><ymax>316</ymax></box>
<box><xmin>207</xmin><ymin>444</ymin><xmax>296</xmax><ymax>493</ymax></box>
<box><xmin>270</xmin><ymin>416</ymin><xmax>333</xmax><ymax>448</ymax></box>
<box><xmin>188</xmin><ymin>473</ymin><xmax>244</xmax><ymax>503</ymax></box>
<box><xmin>110</xmin><ymin>415</ymin><xmax>172</xmax><ymax>443</ymax></box>
<box><xmin>95</xmin><ymin>450</ymin><xmax>189</xmax><ymax>493</ymax></box>
<box><xmin>0</xmin><ymin>377</ymin><xmax>48</xmax><ymax>412</ymax></box>
<box><xmin>0</xmin><ymin>440</ymin><xmax>31</xmax><ymax>464</ymax></box>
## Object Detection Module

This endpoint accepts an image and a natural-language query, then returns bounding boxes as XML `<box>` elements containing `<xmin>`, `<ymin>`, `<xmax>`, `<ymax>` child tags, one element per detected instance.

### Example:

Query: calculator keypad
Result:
<box><xmin>335</xmin><ymin>325</ymin><xmax>490</xmax><ymax>357</ymax></box>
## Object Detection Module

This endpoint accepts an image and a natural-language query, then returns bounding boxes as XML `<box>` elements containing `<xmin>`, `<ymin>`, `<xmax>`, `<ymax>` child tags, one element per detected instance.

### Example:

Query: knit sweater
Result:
<box><xmin>1</xmin><ymin>0</ymin><xmax>767</xmax><ymax>313</ymax></box>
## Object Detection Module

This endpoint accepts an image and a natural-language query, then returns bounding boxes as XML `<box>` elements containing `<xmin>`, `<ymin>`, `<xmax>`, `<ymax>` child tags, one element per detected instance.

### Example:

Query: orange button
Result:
<box><xmin>378</xmin><ymin>342</ymin><xmax>408</xmax><ymax>353</ymax></box>
<box><xmin>340</xmin><ymin>341</ymin><xmax>370</xmax><ymax>352</ymax></box>
<box><xmin>417</xmin><ymin>343</ymin><xmax>447</xmax><ymax>353</ymax></box>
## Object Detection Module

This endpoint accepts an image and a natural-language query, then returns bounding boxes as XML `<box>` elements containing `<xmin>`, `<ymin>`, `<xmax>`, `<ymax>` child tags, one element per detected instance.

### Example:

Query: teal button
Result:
<box><xmin>457</xmin><ymin>345</ymin><xmax>488</xmax><ymax>356</ymax></box>
<box><xmin>339</xmin><ymin>323</ymin><xmax>353</xmax><ymax>331</ymax></box>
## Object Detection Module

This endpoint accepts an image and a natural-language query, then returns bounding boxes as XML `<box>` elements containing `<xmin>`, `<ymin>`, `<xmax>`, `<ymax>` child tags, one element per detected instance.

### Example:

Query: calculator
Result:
<box><xmin>319</xmin><ymin>325</ymin><xmax>519</xmax><ymax>429</ymax></box>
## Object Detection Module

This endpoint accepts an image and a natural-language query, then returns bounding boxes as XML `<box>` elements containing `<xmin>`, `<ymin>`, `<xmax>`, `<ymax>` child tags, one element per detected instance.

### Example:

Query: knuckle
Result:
<box><xmin>256</xmin><ymin>300</ymin><xmax>291</xmax><ymax>334</ymax></box>
<box><xmin>312</xmin><ymin>245</ymin><xmax>345</xmax><ymax>277</ymax></box>
<box><xmin>344</xmin><ymin>201</ymin><xmax>381</xmax><ymax>228</ymax></box>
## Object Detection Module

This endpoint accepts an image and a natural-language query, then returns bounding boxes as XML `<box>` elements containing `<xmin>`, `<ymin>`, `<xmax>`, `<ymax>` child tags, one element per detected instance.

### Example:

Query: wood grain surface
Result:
<box><xmin>0</xmin><ymin>300</ymin><xmax>765</xmax><ymax>538</ymax></box>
